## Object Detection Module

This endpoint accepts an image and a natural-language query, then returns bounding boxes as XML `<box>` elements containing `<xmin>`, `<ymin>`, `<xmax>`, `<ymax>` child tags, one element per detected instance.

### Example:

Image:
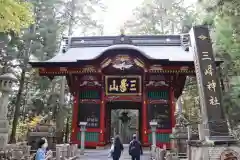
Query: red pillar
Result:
<box><xmin>99</xmin><ymin>77</ymin><xmax>105</xmax><ymax>146</ymax></box>
<box><xmin>142</xmin><ymin>73</ymin><xmax>148</xmax><ymax>145</ymax></box>
<box><xmin>71</xmin><ymin>91</ymin><xmax>79</xmax><ymax>143</ymax></box>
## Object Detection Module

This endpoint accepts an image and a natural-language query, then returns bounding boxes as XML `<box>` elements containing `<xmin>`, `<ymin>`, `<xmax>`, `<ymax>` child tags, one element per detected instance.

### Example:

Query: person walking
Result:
<box><xmin>129</xmin><ymin>134</ymin><xmax>143</xmax><ymax>160</ymax></box>
<box><xmin>109</xmin><ymin>135</ymin><xmax>124</xmax><ymax>160</ymax></box>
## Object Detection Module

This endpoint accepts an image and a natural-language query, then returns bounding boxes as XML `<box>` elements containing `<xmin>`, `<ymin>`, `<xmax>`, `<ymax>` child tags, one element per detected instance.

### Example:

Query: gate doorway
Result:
<box><xmin>105</xmin><ymin>101</ymin><xmax>142</xmax><ymax>144</ymax></box>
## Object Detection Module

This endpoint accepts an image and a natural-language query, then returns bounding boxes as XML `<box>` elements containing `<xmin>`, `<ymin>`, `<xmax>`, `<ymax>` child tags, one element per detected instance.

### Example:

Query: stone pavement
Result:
<box><xmin>78</xmin><ymin>144</ymin><xmax>151</xmax><ymax>160</ymax></box>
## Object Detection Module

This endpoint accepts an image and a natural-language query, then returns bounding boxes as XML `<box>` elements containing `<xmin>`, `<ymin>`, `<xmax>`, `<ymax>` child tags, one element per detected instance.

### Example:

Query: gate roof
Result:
<box><xmin>29</xmin><ymin>34</ymin><xmax>221</xmax><ymax>67</ymax></box>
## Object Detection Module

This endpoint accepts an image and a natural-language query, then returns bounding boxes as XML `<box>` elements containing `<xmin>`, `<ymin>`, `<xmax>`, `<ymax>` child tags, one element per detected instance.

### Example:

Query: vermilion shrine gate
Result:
<box><xmin>30</xmin><ymin>27</ymin><xmax>222</xmax><ymax>149</ymax></box>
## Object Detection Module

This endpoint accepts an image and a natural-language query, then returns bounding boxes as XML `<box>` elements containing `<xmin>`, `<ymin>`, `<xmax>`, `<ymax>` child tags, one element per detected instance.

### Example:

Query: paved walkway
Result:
<box><xmin>78</xmin><ymin>144</ymin><xmax>151</xmax><ymax>160</ymax></box>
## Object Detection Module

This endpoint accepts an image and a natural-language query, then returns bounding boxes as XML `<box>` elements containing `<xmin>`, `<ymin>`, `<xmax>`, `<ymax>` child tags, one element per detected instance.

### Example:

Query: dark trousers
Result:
<box><xmin>131</xmin><ymin>155</ymin><xmax>140</xmax><ymax>160</ymax></box>
<box><xmin>112</xmin><ymin>156</ymin><xmax>120</xmax><ymax>160</ymax></box>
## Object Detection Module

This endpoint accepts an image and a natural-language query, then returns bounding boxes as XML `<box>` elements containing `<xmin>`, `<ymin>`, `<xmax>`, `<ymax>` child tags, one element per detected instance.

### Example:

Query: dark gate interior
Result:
<box><xmin>105</xmin><ymin>101</ymin><xmax>142</xmax><ymax>144</ymax></box>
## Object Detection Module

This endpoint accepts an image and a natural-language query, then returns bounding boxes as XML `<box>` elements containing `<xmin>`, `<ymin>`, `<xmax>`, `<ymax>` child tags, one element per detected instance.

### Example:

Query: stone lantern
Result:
<box><xmin>79</xmin><ymin>122</ymin><xmax>87</xmax><ymax>155</ymax></box>
<box><xmin>149</xmin><ymin>121</ymin><xmax>158</xmax><ymax>148</ymax></box>
<box><xmin>0</xmin><ymin>73</ymin><xmax>17</xmax><ymax>149</ymax></box>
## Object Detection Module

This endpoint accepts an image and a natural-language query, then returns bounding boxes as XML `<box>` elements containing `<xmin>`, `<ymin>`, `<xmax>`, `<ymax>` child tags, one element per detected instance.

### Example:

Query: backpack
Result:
<box><xmin>129</xmin><ymin>140</ymin><xmax>140</xmax><ymax>156</ymax></box>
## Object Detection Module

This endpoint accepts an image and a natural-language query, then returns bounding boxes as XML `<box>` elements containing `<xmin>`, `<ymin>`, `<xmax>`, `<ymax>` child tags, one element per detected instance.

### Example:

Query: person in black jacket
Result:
<box><xmin>111</xmin><ymin>135</ymin><xmax>124</xmax><ymax>160</ymax></box>
<box><xmin>129</xmin><ymin>134</ymin><xmax>143</xmax><ymax>160</ymax></box>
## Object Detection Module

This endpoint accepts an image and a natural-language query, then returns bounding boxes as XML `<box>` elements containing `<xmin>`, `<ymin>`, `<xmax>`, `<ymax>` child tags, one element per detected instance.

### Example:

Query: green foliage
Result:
<box><xmin>0</xmin><ymin>0</ymin><xmax>33</xmax><ymax>33</ymax></box>
<box><xmin>197</xmin><ymin>0</ymin><xmax>240</xmax><ymax>129</ymax></box>
<box><xmin>5</xmin><ymin>0</ymin><xmax>66</xmax><ymax>142</ymax></box>
<box><xmin>182</xmin><ymin>77</ymin><xmax>200</xmax><ymax>122</ymax></box>
<box><xmin>124</xmin><ymin>0</ymin><xmax>198</xmax><ymax>34</ymax></box>
<box><xmin>2</xmin><ymin>0</ymin><xmax>105</xmax><ymax>142</ymax></box>
<box><xmin>123</xmin><ymin>0</ymin><xmax>201</xmax><ymax>122</ymax></box>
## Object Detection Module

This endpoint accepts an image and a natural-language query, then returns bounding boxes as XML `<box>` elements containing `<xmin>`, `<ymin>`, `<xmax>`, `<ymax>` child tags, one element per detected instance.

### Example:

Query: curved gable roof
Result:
<box><xmin>46</xmin><ymin>44</ymin><xmax>192</xmax><ymax>63</ymax></box>
<box><xmin>30</xmin><ymin>34</ymin><xmax>222</xmax><ymax>67</ymax></box>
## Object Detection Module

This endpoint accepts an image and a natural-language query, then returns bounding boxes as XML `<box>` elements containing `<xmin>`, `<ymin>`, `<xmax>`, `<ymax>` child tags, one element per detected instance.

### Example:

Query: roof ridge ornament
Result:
<box><xmin>113</xmin><ymin>27</ymin><xmax>132</xmax><ymax>44</ymax></box>
<box><xmin>180</xmin><ymin>34</ymin><xmax>190</xmax><ymax>51</ymax></box>
<box><xmin>120</xmin><ymin>28</ymin><xmax>125</xmax><ymax>36</ymax></box>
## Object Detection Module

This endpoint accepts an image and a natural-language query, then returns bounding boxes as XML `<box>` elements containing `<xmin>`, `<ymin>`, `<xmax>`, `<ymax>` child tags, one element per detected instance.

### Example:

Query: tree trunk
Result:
<box><xmin>9</xmin><ymin>68</ymin><xmax>26</xmax><ymax>143</ymax></box>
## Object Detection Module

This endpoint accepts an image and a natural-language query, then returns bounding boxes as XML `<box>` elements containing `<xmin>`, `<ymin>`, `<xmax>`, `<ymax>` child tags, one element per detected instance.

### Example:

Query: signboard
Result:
<box><xmin>148</xmin><ymin>104</ymin><xmax>171</xmax><ymax>129</ymax></box>
<box><xmin>190</xmin><ymin>26</ymin><xmax>229</xmax><ymax>136</ymax></box>
<box><xmin>105</xmin><ymin>75</ymin><xmax>142</xmax><ymax>95</ymax></box>
<box><xmin>77</xmin><ymin>103</ymin><xmax>100</xmax><ymax>128</ymax></box>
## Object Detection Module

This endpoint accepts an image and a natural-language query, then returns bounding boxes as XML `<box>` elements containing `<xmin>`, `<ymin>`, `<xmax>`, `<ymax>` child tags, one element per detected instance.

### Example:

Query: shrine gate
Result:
<box><xmin>30</xmin><ymin>28</ymin><xmax>221</xmax><ymax>148</ymax></box>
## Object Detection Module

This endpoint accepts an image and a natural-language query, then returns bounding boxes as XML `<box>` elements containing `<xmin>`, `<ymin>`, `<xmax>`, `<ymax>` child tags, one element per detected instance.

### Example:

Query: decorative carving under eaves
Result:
<box><xmin>106</xmin><ymin>96</ymin><xmax>120</xmax><ymax>102</ymax></box>
<box><xmin>80</xmin><ymin>81</ymin><xmax>101</xmax><ymax>87</ymax></box>
<box><xmin>80</xmin><ymin>99</ymin><xmax>98</xmax><ymax>103</ymax></box>
<box><xmin>180</xmin><ymin>66</ymin><xmax>189</xmax><ymax>71</ymax></box>
<box><xmin>133</xmin><ymin>58</ymin><xmax>144</xmax><ymax>68</ymax></box>
<box><xmin>112</xmin><ymin>55</ymin><xmax>133</xmax><ymax>70</ymax></box>
<box><xmin>149</xmin><ymin>99</ymin><xmax>168</xmax><ymax>104</ymax></box>
<box><xmin>59</xmin><ymin>67</ymin><xmax>67</xmax><ymax>72</ymax></box>
<box><xmin>82</xmin><ymin>65</ymin><xmax>97</xmax><ymax>72</ymax></box>
<box><xmin>101</xmin><ymin>58</ymin><xmax>112</xmax><ymax>68</ymax></box>
<box><xmin>80</xmin><ymin>75</ymin><xmax>98</xmax><ymax>81</ymax></box>
<box><xmin>146</xmin><ymin>80</ymin><xmax>169</xmax><ymax>87</ymax></box>
<box><xmin>149</xmin><ymin>65</ymin><xmax>163</xmax><ymax>71</ymax></box>
<box><xmin>105</xmin><ymin>96</ymin><xmax>141</xmax><ymax>102</ymax></box>
<box><xmin>149</xmin><ymin>75</ymin><xmax>166</xmax><ymax>81</ymax></box>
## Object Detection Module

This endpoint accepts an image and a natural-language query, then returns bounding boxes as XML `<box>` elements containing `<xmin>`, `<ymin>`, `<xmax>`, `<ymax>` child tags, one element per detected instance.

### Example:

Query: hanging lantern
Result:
<box><xmin>119</xmin><ymin>111</ymin><xmax>131</xmax><ymax>123</ymax></box>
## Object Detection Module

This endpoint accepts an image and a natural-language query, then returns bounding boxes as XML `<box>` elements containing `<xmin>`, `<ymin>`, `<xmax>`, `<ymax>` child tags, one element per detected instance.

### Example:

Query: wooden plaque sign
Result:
<box><xmin>105</xmin><ymin>75</ymin><xmax>142</xmax><ymax>95</ymax></box>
